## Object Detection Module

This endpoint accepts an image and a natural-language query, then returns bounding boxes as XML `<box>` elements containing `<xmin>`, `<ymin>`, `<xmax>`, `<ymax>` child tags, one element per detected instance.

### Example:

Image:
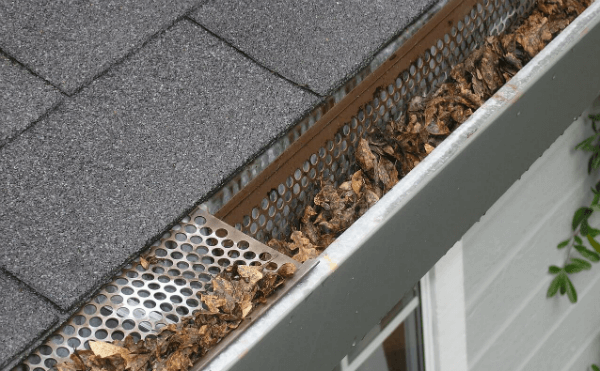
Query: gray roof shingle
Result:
<box><xmin>191</xmin><ymin>0</ymin><xmax>439</xmax><ymax>95</ymax></box>
<box><xmin>0</xmin><ymin>0</ymin><xmax>200</xmax><ymax>94</ymax></box>
<box><xmin>0</xmin><ymin>271</ymin><xmax>59</xmax><ymax>369</ymax></box>
<box><xmin>0</xmin><ymin>19</ymin><xmax>319</xmax><ymax>310</ymax></box>
<box><xmin>0</xmin><ymin>54</ymin><xmax>63</xmax><ymax>147</ymax></box>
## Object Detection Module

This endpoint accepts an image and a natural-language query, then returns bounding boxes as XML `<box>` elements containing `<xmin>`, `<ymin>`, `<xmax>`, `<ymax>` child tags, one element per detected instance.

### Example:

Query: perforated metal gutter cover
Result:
<box><xmin>200</xmin><ymin>3</ymin><xmax>600</xmax><ymax>371</ymax></box>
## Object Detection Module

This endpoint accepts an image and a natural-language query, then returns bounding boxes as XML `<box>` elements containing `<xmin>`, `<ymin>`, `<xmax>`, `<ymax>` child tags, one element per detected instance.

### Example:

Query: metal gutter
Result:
<box><xmin>200</xmin><ymin>2</ymin><xmax>600</xmax><ymax>370</ymax></box>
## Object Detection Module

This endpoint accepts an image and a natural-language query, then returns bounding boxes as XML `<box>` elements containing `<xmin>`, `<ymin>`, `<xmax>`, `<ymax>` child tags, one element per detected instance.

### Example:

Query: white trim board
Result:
<box><xmin>420</xmin><ymin>240</ymin><xmax>468</xmax><ymax>371</ymax></box>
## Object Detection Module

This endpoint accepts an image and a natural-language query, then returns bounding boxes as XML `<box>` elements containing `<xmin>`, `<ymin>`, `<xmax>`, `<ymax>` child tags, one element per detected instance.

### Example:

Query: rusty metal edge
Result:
<box><xmin>202</xmin><ymin>2</ymin><xmax>600</xmax><ymax>370</ymax></box>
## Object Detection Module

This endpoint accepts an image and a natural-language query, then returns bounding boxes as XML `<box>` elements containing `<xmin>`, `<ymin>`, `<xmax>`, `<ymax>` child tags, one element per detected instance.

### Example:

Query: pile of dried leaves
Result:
<box><xmin>57</xmin><ymin>263</ymin><xmax>296</xmax><ymax>371</ymax></box>
<box><xmin>268</xmin><ymin>0</ymin><xmax>592</xmax><ymax>262</ymax></box>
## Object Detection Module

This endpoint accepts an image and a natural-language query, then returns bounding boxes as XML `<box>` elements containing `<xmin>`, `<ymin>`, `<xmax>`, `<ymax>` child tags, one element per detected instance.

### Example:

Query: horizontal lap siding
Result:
<box><xmin>460</xmin><ymin>96</ymin><xmax>600</xmax><ymax>371</ymax></box>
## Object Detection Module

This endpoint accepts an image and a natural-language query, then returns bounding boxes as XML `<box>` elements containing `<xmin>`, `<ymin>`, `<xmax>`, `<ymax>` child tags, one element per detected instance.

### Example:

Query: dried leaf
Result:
<box><xmin>376</xmin><ymin>158</ymin><xmax>399</xmax><ymax>191</ymax></box>
<box><xmin>277</xmin><ymin>263</ymin><xmax>297</xmax><ymax>278</ymax></box>
<box><xmin>125</xmin><ymin>354</ymin><xmax>153</xmax><ymax>371</ymax></box>
<box><xmin>516</xmin><ymin>14</ymin><xmax>552</xmax><ymax>57</ymax></box>
<box><xmin>56</xmin><ymin>360</ymin><xmax>79</xmax><ymax>371</ymax></box>
<box><xmin>356</xmin><ymin>138</ymin><xmax>376</xmax><ymax>172</ymax></box>
<box><xmin>166</xmin><ymin>349</ymin><xmax>193</xmax><ymax>371</ymax></box>
<box><xmin>201</xmin><ymin>294</ymin><xmax>227</xmax><ymax>313</ymax></box>
<box><xmin>237</xmin><ymin>265</ymin><xmax>263</xmax><ymax>286</ymax></box>
<box><xmin>90</xmin><ymin>341</ymin><xmax>130</xmax><ymax>358</ymax></box>
<box><xmin>424</xmin><ymin>143</ymin><xmax>435</xmax><ymax>154</ymax></box>
<box><xmin>351</xmin><ymin>170</ymin><xmax>364</xmax><ymax>196</ymax></box>
<box><xmin>140</xmin><ymin>257</ymin><xmax>150</xmax><ymax>269</ymax></box>
<box><xmin>289</xmin><ymin>231</ymin><xmax>318</xmax><ymax>263</ymax></box>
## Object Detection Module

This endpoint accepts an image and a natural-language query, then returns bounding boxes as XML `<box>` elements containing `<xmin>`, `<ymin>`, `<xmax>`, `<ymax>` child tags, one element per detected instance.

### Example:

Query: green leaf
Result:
<box><xmin>591</xmin><ymin>364</ymin><xmax>600</xmax><ymax>371</ymax></box>
<box><xmin>592</xmin><ymin>155</ymin><xmax>600</xmax><ymax>170</ymax></box>
<box><xmin>573</xmin><ymin>207</ymin><xmax>593</xmax><ymax>230</ymax></box>
<box><xmin>557</xmin><ymin>239</ymin><xmax>570</xmax><ymax>249</ymax></box>
<box><xmin>576</xmin><ymin>135</ymin><xmax>598</xmax><ymax>152</ymax></box>
<box><xmin>574</xmin><ymin>245</ymin><xmax>600</xmax><ymax>262</ymax></box>
<box><xmin>559</xmin><ymin>273</ymin><xmax>567</xmax><ymax>295</ymax></box>
<box><xmin>574</xmin><ymin>235</ymin><xmax>583</xmax><ymax>245</ymax></box>
<box><xmin>565</xmin><ymin>263</ymin><xmax>584</xmax><ymax>274</ymax></box>
<box><xmin>572</xmin><ymin>257</ymin><xmax>592</xmax><ymax>270</ymax></box>
<box><xmin>588</xmin><ymin>226</ymin><xmax>600</xmax><ymax>238</ymax></box>
<box><xmin>582</xmin><ymin>218</ymin><xmax>591</xmax><ymax>236</ymax></box>
<box><xmin>564</xmin><ymin>257</ymin><xmax>592</xmax><ymax>273</ymax></box>
<box><xmin>587</xmin><ymin>234</ymin><xmax>600</xmax><ymax>254</ymax></box>
<box><xmin>593</xmin><ymin>193</ymin><xmax>600</xmax><ymax>206</ymax></box>
<box><xmin>548</xmin><ymin>265</ymin><xmax>562</xmax><ymax>274</ymax></box>
<box><xmin>547</xmin><ymin>274</ymin><xmax>562</xmax><ymax>297</ymax></box>
<box><xmin>565</xmin><ymin>276</ymin><xmax>578</xmax><ymax>303</ymax></box>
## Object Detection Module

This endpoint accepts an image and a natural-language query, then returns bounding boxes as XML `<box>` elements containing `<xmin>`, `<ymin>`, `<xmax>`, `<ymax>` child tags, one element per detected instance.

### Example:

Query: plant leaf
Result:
<box><xmin>587</xmin><ymin>234</ymin><xmax>600</xmax><ymax>254</ymax></box>
<box><xmin>557</xmin><ymin>239</ymin><xmax>570</xmax><ymax>249</ymax></box>
<box><xmin>573</xmin><ymin>207</ymin><xmax>593</xmax><ymax>230</ymax></box>
<box><xmin>575</xmin><ymin>135</ymin><xmax>598</xmax><ymax>152</ymax></box>
<box><xmin>592</xmin><ymin>155</ymin><xmax>600</xmax><ymax>170</ymax></box>
<box><xmin>572</xmin><ymin>257</ymin><xmax>592</xmax><ymax>270</ymax></box>
<box><xmin>574</xmin><ymin>245</ymin><xmax>600</xmax><ymax>262</ymax></box>
<box><xmin>548</xmin><ymin>265</ymin><xmax>562</xmax><ymax>274</ymax></box>
<box><xmin>547</xmin><ymin>274</ymin><xmax>562</xmax><ymax>297</ymax></box>
<box><xmin>588</xmin><ymin>226</ymin><xmax>600</xmax><ymax>238</ymax></box>
<box><xmin>574</xmin><ymin>235</ymin><xmax>583</xmax><ymax>245</ymax></box>
<box><xmin>565</xmin><ymin>276</ymin><xmax>578</xmax><ymax>303</ymax></box>
<box><xmin>565</xmin><ymin>263</ymin><xmax>583</xmax><ymax>274</ymax></box>
<box><xmin>591</xmin><ymin>364</ymin><xmax>600</xmax><ymax>371</ymax></box>
<box><xmin>559</xmin><ymin>273</ymin><xmax>567</xmax><ymax>295</ymax></box>
<box><xmin>581</xmin><ymin>219</ymin><xmax>590</xmax><ymax>236</ymax></box>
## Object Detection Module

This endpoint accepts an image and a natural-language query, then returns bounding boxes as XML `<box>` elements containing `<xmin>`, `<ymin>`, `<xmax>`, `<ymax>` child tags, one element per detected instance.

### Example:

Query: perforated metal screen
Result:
<box><xmin>20</xmin><ymin>210</ymin><xmax>303</xmax><ymax>371</ymax></box>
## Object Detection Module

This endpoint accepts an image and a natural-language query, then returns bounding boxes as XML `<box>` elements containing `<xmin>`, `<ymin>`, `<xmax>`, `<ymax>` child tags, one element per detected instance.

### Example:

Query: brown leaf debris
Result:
<box><xmin>267</xmin><ymin>0</ymin><xmax>590</xmax><ymax>261</ymax></box>
<box><xmin>58</xmin><ymin>264</ymin><xmax>295</xmax><ymax>371</ymax></box>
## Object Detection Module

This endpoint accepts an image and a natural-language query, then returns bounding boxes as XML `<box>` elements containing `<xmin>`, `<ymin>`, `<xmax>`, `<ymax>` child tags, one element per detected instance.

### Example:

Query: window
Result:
<box><xmin>333</xmin><ymin>285</ymin><xmax>424</xmax><ymax>371</ymax></box>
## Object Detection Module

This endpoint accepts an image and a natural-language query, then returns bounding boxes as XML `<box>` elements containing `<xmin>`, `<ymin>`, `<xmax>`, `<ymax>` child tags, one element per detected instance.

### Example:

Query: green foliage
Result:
<box><xmin>548</xmin><ymin>114</ymin><xmax>600</xmax><ymax>305</ymax></box>
<box><xmin>577</xmin><ymin>115</ymin><xmax>600</xmax><ymax>174</ymax></box>
<box><xmin>592</xmin><ymin>365</ymin><xmax>600</xmax><ymax>371</ymax></box>
<box><xmin>587</xmin><ymin>234</ymin><xmax>600</xmax><ymax>254</ymax></box>
<box><xmin>572</xmin><ymin>207</ymin><xmax>593</xmax><ymax>231</ymax></box>
<box><xmin>574</xmin><ymin>244</ymin><xmax>600</xmax><ymax>262</ymax></box>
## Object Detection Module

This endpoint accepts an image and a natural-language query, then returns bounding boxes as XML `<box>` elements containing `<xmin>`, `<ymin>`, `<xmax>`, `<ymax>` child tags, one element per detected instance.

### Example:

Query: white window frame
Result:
<box><xmin>420</xmin><ymin>240</ymin><xmax>468</xmax><ymax>371</ymax></box>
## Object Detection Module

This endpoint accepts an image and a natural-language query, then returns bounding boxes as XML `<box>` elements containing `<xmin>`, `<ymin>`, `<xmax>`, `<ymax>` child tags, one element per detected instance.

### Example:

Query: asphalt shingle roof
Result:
<box><xmin>0</xmin><ymin>53</ymin><xmax>63</xmax><ymax>147</ymax></box>
<box><xmin>0</xmin><ymin>271</ymin><xmax>59</xmax><ymax>369</ymax></box>
<box><xmin>0</xmin><ymin>0</ymin><xmax>440</xmax><ymax>368</ymax></box>
<box><xmin>0</xmin><ymin>0</ymin><xmax>198</xmax><ymax>94</ymax></box>
<box><xmin>191</xmin><ymin>0</ymin><xmax>439</xmax><ymax>95</ymax></box>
